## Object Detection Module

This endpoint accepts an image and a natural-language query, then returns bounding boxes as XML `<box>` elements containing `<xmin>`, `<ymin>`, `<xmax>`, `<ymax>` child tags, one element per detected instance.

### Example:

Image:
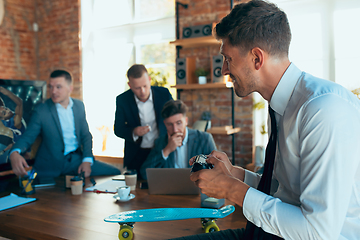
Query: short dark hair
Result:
<box><xmin>127</xmin><ymin>64</ymin><xmax>148</xmax><ymax>79</ymax></box>
<box><xmin>161</xmin><ymin>100</ymin><xmax>188</xmax><ymax>119</ymax></box>
<box><xmin>214</xmin><ymin>0</ymin><xmax>291</xmax><ymax>57</ymax></box>
<box><xmin>50</xmin><ymin>70</ymin><xmax>72</xmax><ymax>84</ymax></box>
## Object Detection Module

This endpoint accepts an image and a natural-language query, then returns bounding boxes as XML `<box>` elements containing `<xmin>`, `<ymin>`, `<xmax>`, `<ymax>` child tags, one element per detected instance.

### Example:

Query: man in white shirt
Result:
<box><xmin>114</xmin><ymin>64</ymin><xmax>173</xmax><ymax>179</ymax></box>
<box><xmin>9</xmin><ymin>70</ymin><xmax>120</xmax><ymax>178</ymax></box>
<box><xmin>177</xmin><ymin>0</ymin><xmax>360</xmax><ymax>239</ymax></box>
<box><xmin>140</xmin><ymin>100</ymin><xmax>216</xmax><ymax>179</ymax></box>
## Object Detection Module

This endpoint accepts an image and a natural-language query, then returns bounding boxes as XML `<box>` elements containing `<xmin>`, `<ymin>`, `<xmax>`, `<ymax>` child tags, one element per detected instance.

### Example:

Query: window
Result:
<box><xmin>81</xmin><ymin>0</ymin><xmax>175</xmax><ymax>158</ymax></box>
<box><xmin>254</xmin><ymin>0</ymin><xmax>360</xmax><ymax>148</ymax></box>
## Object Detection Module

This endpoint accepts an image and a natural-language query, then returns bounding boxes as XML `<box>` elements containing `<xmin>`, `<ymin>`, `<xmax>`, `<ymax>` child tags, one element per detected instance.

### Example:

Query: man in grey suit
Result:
<box><xmin>140</xmin><ymin>100</ymin><xmax>216</xmax><ymax>179</ymax></box>
<box><xmin>9</xmin><ymin>70</ymin><xmax>120</xmax><ymax>178</ymax></box>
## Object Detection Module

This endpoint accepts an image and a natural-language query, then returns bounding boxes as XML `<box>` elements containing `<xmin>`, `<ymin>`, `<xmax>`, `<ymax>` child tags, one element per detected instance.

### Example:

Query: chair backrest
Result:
<box><xmin>192</xmin><ymin>120</ymin><xmax>211</xmax><ymax>132</ymax></box>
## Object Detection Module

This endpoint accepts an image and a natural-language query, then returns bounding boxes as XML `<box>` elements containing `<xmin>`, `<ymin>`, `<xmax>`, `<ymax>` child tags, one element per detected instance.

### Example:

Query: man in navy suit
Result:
<box><xmin>140</xmin><ymin>100</ymin><xmax>216</xmax><ymax>179</ymax></box>
<box><xmin>9</xmin><ymin>70</ymin><xmax>120</xmax><ymax>178</ymax></box>
<box><xmin>114</xmin><ymin>64</ymin><xmax>173</xmax><ymax>178</ymax></box>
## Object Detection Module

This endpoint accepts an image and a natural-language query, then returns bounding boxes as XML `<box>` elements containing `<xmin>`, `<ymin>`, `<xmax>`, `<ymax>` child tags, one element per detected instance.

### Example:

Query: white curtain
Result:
<box><xmin>253</xmin><ymin>0</ymin><xmax>360</xmax><ymax>163</ymax></box>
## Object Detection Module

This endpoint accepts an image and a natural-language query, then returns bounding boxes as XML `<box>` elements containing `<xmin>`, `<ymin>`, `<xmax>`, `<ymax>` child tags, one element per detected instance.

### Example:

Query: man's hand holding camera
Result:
<box><xmin>190</xmin><ymin>150</ymin><xmax>250</xmax><ymax>207</ymax></box>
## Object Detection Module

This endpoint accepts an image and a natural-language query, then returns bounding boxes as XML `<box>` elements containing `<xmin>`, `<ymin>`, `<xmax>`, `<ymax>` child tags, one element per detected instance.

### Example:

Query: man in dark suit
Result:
<box><xmin>114</xmin><ymin>64</ymin><xmax>173</xmax><ymax>179</ymax></box>
<box><xmin>140</xmin><ymin>100</ymin><xmax>216</xmax><ymax>179</ymax></box>
<box><xmin>9</xmin><ymin>70</ymin><xmax>120</xmax><ymax>178</ymax></box>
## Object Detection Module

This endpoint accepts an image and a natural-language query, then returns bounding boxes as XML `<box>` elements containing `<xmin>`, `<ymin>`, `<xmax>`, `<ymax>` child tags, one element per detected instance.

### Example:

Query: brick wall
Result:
<box><xmin>0</xmin><ymin>0</ymin><xmax>253</xmax><ymax>167</ymax></box>
<box><xmin>0</xmin><ymin>0</ymin><xmax>82</xmax><ymax>99</ymax></box>
<box><xmin>0</xmin><ymin>0</ymin><xmax>37</xmax><ymax>80</ymax></box>
<box><xmin>178</xmin><ymin>0</ymin><xmax>253</xmax><ymax>167</ymax></box>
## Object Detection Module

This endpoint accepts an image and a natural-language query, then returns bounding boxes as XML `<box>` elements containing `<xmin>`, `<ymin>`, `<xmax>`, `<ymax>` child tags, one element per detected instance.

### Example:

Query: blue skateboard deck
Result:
<box><xmin>105</xmin><ymin>205</ymin><xmax>235</xmax><ymax>239</ymax></box>
<box><xmin>104</xmin><ymin>205</ymin><xmax>235</xmax><ymax>223</ymax></box>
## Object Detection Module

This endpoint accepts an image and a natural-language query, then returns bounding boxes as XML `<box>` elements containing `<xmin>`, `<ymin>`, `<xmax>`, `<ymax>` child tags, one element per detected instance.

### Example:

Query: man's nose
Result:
<box><xmin>221</xmin><ymin>60</ymin><xmax>230</xmax><ymax>75</ymax></box>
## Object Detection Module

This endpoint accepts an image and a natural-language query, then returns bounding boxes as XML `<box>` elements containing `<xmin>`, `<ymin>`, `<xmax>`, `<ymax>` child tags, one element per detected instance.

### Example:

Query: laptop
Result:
<box><xmin>146</xmin><ymin>168</ymin><xmax>199</xmax><ymax>195</ymax></box>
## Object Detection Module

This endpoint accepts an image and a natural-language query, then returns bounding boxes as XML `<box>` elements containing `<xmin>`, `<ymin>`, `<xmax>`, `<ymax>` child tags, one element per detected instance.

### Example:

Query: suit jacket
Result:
<box><xmin>114</xmin><ymin>86</ymin><xmax>173</xmax><ymax>169</ymax></box>
<box><xmin>140</xmin><ymin>128</ymin><xmax>217</xmax><ymax>179</ymax></box>
<box><xmin>12</xmin><ymin>98</ymin><xmax>93</xmax><ymax>177</ymax></box>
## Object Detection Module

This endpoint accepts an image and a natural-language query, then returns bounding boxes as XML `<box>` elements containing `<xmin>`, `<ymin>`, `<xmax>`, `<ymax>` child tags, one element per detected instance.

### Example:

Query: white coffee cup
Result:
<box><xmin>117</xmin><ymin>186</ymin><xmax>131</xmax><ymax>200</ymax></box>
<box><xmin>124</xmin><ymin>170</ymin><xmax>137</xmax><ymax>191</ymax></box>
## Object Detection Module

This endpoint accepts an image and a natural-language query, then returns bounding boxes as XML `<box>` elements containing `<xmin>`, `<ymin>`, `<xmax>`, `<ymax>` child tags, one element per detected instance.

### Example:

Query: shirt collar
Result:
<box><xmin>134</xmin><ymin>88</ymin><xmax>153</xmax><ymax>104</ymax></box>
<box><xmin>269</xmin><ymin>63</ymin><xmax>302</xmax><ymax>116</ymax></box>
<box><xmin>55</xmin><ymin>97</ymin><xmax>73</xmax><ymax>110</ymax></box>
<box><xmin>182</xmin><ymin>127</ymin><xmax>189</xmax><ymax>145</ymax></box>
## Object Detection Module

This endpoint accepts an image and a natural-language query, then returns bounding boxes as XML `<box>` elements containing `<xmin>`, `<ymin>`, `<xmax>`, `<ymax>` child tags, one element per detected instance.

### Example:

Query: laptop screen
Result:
<box><xmin>146</xmin><ymin>168</ymin><xmax>199</xmax><ymax>195</ymax></box>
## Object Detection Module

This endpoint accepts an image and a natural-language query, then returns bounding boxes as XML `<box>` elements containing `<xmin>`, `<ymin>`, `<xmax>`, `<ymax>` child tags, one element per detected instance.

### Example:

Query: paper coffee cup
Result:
<box><xmin>70</xmin><ymin>176</ymin><xmax>83</xmax><ymax>195</ymax></box>
<box><xmin>124</xmin><ymin>170</ymin><xmax>137</xmax><ymax>191</ymax></box>
<box><xmin>65</xmin><ymin>175</ymin><xmax>74</xmax><ymax>188</ymax></box>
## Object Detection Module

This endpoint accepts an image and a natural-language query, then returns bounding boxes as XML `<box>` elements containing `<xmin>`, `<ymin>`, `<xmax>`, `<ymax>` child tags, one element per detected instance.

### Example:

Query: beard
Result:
<box><xmin>231</xmin><ymin>68</ymin><xmax>256</xmax><ymax>98</ymax></box>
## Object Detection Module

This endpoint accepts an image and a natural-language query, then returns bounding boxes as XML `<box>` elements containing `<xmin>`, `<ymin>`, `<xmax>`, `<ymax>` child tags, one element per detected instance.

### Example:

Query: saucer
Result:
<box><xmin>113</xmin><ymin>193</ymin><xmax>135</xmax><ymax>202</ymax></box>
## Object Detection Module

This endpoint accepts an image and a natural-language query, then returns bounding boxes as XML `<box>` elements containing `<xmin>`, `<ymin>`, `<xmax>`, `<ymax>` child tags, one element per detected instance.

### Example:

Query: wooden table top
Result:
<box><xmin>0</xmin><ymin>176</ymin><xmax>247</xmax><ymax>240</ymax></box>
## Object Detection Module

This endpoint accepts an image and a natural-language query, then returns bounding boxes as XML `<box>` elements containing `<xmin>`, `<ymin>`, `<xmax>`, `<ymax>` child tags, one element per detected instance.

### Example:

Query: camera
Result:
<box><xmin>191</xmin><ymin>154</ymin><xmax>213</xmax><ymax>172</ymax></box>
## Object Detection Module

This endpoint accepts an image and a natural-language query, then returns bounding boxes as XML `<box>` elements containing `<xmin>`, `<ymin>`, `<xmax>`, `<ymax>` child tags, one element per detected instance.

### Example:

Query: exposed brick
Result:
<box><xmin>0</xmin><ymin>0</ymin><xmax>81</xmax><ymax>99</ymax></box>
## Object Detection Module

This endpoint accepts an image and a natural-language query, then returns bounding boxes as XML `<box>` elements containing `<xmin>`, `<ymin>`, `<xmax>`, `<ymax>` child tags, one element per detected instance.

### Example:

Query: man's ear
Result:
<box><xmin>251</xmin><ymin>47</ymin><xmax>265</xmax><ymax>70</ymax></box>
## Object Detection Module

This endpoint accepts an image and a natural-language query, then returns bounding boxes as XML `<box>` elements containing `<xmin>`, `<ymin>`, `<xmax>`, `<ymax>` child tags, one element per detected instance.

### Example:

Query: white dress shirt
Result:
<box><xmin>133</xmin><ymin>90</ymin><xmax>159</xmax><ymax>148</ymax></box>
<box><xmin>56</xmin><ymin>98</ymin><xmax>93</xmax><ymax>164</ymax></box>
<box><xmin>243</xmin><ymin>63</ymin><xmax>360</xmax><ymax>239</ymax></box>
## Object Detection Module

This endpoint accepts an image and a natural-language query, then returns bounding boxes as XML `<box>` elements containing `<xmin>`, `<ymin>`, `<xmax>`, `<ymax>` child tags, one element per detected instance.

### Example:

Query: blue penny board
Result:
<box><xmin>104</xmin><ymin>205</ymin><xmax>235</xmax><ymax>223</ymax></box>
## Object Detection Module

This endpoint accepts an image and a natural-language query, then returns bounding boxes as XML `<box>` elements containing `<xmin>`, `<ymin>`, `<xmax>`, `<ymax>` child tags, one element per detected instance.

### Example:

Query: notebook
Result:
<box><xmin>146</xmin><ymin>168</ymin><xmax>199</xmax><ymax>195</ymax></box>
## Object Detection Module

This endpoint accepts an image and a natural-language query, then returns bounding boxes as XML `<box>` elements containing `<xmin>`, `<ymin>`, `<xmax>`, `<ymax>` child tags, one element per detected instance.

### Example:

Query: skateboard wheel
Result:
<box><xmin>119</xmin><ymin>225</ymin><xmax>133</xmax><ymax>240</ymax></box>
<box><xmin>204</xmin><ymin>221</ymin><xmax>220</xmax><ymax>233</ymax></box>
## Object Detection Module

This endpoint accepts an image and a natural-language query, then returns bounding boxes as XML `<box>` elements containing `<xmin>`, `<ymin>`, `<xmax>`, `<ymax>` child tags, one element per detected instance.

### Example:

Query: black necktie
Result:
<box><xmin>244</xmin><ymin>107</ymin><xmax>282</xmax><ymax>240</ymax></box>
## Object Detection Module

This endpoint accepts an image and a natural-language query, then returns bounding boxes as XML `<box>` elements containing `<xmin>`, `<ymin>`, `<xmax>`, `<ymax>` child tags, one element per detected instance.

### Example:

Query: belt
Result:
<box><xmin>140</xmin><ymin>147</ymin><xmax>152</xmax><ymax>150</ymax></box>
<box><xmin>65</xmin><ymin>148</ymin><xmax>82</xmax><ymax>157</ymax></box>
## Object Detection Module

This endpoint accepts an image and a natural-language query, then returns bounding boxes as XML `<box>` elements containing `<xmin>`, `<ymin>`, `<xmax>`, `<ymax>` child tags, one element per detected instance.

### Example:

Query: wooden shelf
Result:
<box><xmin>170</xmin><ymin>36</ymin><xmax>220</xmax><ymax>49</ymax></box>
<box><xmin>172</xmin><ymin>82</ymin><xmax>232</xmax><ymax>90</ymax></box>
<box><xmin>207</xmin><ymin>126</ymin><xmax>241</xmax><ymax>135</ymax></box>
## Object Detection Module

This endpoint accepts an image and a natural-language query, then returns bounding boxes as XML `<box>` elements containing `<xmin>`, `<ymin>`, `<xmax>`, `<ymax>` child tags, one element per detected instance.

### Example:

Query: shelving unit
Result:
<box><xmin>170</xmin><ymin>36</ymin><xmax>220</xmax><ymax>49</ymax></box>
<box><xmin>172</xmin><ymin>35</ymin><xmax>238</xmax><ymax>163</ymax></box>
<box><xmin>171</xmin><ymin>82</ymin><xmax>228</xmax><ymax>90</ymax></box>
<box><xmin>172</xmin><ymin>0</ymin><xmax>238</xmax><ymax>164</ymax></box>
<box><xmin>207</xmin><ymin>126</ymin><xmax>241</xmax><ymax>135</ymax></box>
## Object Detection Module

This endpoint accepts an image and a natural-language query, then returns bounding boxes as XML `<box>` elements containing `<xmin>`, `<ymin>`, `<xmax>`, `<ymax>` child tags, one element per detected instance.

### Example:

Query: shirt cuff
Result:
<box><xmin>244</xmin><ymin>169</ymin><xmax>261</xmax><ymax>188</ymax></box>
<box><xmin>82</xmin><ymin>157</ymin><xmax>94</xmax><ymax>166</ymax></box>
<box><xmin>161</xmin><ymin>150</ymin><xmax>169</xmax><ymax>160</ymax></box>
<box><xmin>10</xmin><ymin>148</ymin><xmax>21</xmax><ymax>156</ymax></box>
<box><xmin>243</xmin><ymin>187</ymin><xmax>269</xmax><ymax>226</ymax></box>
<box><xmin>133</xmin><ymin>132</ymin><xmax>139</xmax><ymax>142</ymax></box>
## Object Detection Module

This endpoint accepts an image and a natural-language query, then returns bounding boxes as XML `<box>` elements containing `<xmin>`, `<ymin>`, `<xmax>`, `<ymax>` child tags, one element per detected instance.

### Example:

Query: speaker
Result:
<box><xmin>176</xmin><ymin>57</ymin><xmax>196</xmax><ymax>85</ymax></box>
<box><xmin>211</xmin><ymin>54</ymin><xmax>224</xmax><ymax>83</ymax></box>
<box><xmin>182</xmin><ymin>23</ymin><xmax>213</xmax><ymax>39</ymax></box>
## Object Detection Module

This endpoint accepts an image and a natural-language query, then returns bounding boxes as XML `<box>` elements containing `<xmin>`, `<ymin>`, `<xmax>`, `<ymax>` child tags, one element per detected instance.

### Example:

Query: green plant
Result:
<box><xmin>148</xmin><ymin>68</ymin><xmax>169</xmax><ymax>87</ymax></box>
<box><xmin>194</xmin><ymin>68</ymin><xmax>209</xmax><ymax>77</ymax></box>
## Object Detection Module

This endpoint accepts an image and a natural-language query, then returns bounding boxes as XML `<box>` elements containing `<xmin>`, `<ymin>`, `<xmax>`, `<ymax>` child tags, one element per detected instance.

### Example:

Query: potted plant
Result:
<box><xmin>195</xmin><ymin>68</ymin><xmax>209</xmax><ymax>84</ymax></box>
